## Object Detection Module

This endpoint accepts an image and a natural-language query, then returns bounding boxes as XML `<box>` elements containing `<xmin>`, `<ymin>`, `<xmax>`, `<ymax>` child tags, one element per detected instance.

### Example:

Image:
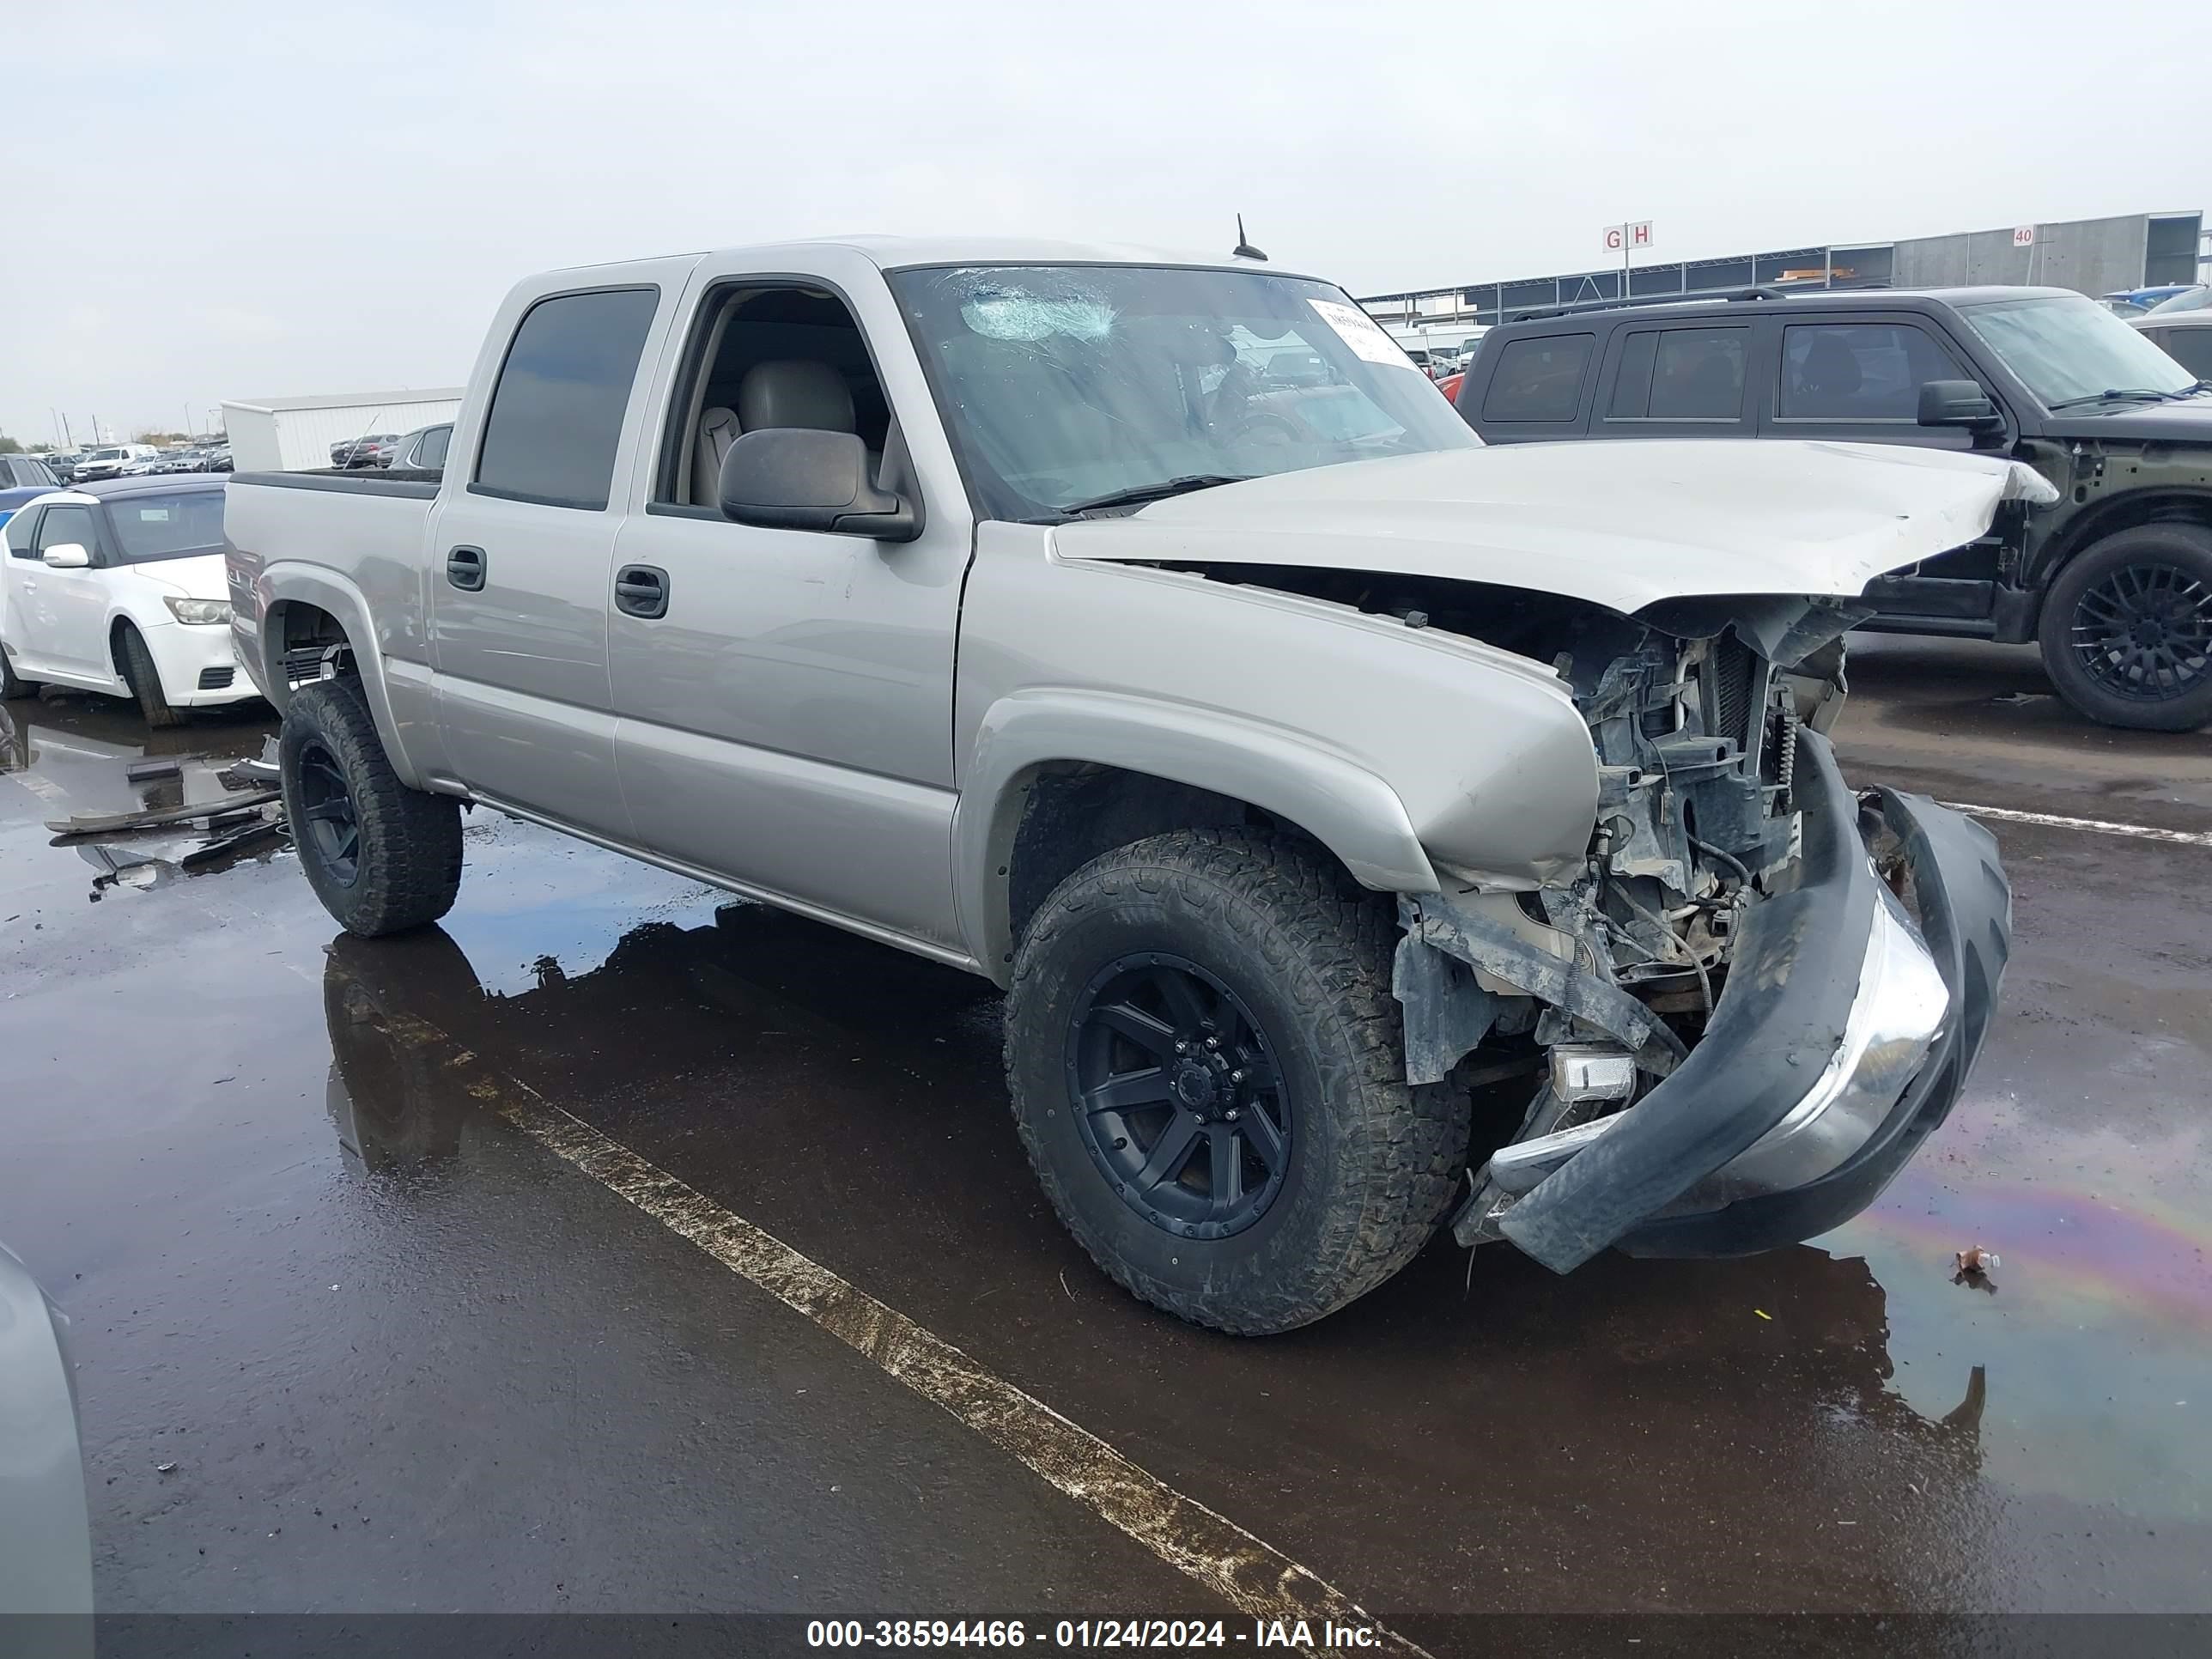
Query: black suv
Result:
<box><xmin>1453</xmin><ymin>286</ymin><xmax>2212</xmax><ymax>730</ymax></box>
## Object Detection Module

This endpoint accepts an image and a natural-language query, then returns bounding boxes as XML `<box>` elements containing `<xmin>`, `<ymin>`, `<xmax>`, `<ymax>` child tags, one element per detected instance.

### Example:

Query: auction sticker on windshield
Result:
<box><xmin>1308</xmin><ymin>298</ymin><xmax>1419</xmax><ymax>369</ymax></box>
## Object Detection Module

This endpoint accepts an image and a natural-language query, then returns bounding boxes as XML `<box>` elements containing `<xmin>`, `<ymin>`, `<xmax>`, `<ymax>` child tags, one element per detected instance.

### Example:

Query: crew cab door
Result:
<box><xmin>603</xmin><ymin>254</ymin><xmax>973</xmax><ymax>953</ymax></box>
<box><xmin>427</xmin><ymin>271</ymin><xmax>688</xmax><ymax>839</ymax></box>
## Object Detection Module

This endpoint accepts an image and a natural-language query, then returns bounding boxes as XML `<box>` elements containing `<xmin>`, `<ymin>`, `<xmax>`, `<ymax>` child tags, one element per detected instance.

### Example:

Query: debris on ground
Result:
<box><xmin>45</xmin><ymin>789</ymin><xmax>282</xmax><ymax>838</ymax></box>
<box><xmin>220</xmin><ymin>736</ymin><xmax>283</xmax><ymax>790</ymax></box>
<box><xmin>1953</xmin><ymin>1246</ymin><xmax>2001</xmax><ymax>1292</ymax></box>
<box><xmin>125</xmin><ymin>758</ymin><xmax>185</xmax><ymax>784</ymax></box>
<box><xmin>179</xmin><ymin>817</ymin><xmax>284</xmax><ymax>870</ymax></box>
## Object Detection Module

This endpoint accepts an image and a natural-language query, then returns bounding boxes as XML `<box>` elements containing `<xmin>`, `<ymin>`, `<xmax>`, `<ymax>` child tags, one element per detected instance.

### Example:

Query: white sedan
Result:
<box><xmin>1</xmin><ymin>477</ymin><xmax>259</xmax><ymax>726</ymax></box>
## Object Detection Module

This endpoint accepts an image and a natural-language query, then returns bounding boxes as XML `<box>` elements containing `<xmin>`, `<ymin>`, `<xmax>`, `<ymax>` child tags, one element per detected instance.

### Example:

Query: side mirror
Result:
<box><xmin>1917</xmin><ymin>380</ymin><xmax>2002</xmax><ymax>434</ymax></box>
<box><xmin>717</xmin><ymin>428</ymin><xmax>919</xmax><ymax>542</ymax></box>
<box><xmin>41</xmin><ymin>542</ymin><xmax>90</xmax><ymax>569</ymax></box>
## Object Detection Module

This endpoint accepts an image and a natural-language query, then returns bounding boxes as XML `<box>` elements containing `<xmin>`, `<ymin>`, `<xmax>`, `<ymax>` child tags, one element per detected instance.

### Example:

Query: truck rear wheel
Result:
<box><xmin>280</xmin><ymin>676</ymin><xmax>464</xmax><ymax>936</ymax></box>
<box><xmin>1004</xmin><ymin>827</ymin><xmax>1467</xmax><ymax>1334</ymax></box>
<box><xmin>2039</xmin><ymin>525</ymin><xmax>2212</xmax><ymax>732</ymax></box>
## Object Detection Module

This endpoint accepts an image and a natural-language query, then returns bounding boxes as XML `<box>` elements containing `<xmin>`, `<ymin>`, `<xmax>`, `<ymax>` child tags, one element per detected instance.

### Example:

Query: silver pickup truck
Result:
<box><xmin>227</xmin><ymin>237</ymin><xmax>2026</xmax><ymax>1334</ymax></box>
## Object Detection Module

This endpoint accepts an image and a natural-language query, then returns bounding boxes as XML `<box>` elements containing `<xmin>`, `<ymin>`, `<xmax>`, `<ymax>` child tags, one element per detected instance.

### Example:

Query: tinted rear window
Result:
<box><xmin>1648</xmin><ymin>327</ymin><xmax>1747</xmax><ymax>420</ymax></box>
<box><xmin>106</xmin><ymin>491</ymin><xmax>228</xmax><ymax>561</ymax></box>
<box><xmin>1481</xmin><ymin>335</ymin><xmax>1594</xmax><ymax>422</ymax></box>
<box><xmin>472</xmin><ymin>286</ymin><xmax>659</xmax><ymax>509</ymax></box>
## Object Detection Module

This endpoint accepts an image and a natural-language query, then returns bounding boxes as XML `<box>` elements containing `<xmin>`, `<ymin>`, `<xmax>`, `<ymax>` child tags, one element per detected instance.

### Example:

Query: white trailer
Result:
<box><xmin>221</xmin><ymin>389</ymin><xmax>465</xmax><ymax>471</ymax></box>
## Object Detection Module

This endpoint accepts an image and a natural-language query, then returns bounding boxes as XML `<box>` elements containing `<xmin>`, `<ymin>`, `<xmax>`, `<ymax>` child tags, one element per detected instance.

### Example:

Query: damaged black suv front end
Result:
<box><xmin>1396</xmin><ymin>598</ymin><xmax>2012</xmax><ymax>1273</ymax></box>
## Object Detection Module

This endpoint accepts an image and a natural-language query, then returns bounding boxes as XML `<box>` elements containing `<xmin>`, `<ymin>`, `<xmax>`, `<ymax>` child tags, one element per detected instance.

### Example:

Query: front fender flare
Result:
<box><xmin>955</xmin><ymin>688</ymin><xmax>1440</xmax><ymax>981</ymax></box>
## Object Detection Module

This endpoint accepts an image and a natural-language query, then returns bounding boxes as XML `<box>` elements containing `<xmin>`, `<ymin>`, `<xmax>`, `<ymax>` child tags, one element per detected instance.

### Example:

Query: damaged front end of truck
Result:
<box><xmin>1061</xmin><ymin>439</ymin><xmax>2043</xmax><ymax>1275</ymax></box>
<box><xmin>1390</xmin><ymin>589</ymin><xmax>2012</xmax><ymax>1272</ymax></box>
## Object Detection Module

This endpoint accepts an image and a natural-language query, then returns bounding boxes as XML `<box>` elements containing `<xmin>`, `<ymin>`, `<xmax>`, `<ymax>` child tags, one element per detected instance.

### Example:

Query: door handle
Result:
<box><xmin>614</xmin><ymin>564</ymin><xmax>669</xmax><ymax>619</ymax></box>
<box><xmin>447</xmin><ymin>544</ymin><xmax>486</xmax><ymax>591</ymax></box>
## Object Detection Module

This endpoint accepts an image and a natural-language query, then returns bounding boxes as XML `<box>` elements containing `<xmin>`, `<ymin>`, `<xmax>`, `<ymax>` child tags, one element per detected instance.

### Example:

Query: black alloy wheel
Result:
<box><xmin>294</xmin><ymin>738</ymin><xmax>363</xmax><ymax>886</ymax></box>
<box><xmin>1066</xmin><ymin>954</ymin><xmax>1289</xmax><ymax>1241</ymax></box>
<box><xmin>2068</xmin><ymin>559</ymin><xmax>2212</xmax><ymax>704</ymax></box>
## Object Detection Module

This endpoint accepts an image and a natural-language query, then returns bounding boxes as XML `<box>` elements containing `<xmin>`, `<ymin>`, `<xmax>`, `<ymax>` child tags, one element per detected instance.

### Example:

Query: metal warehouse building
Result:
<box><xmin>1360</xmin><ymin>209</ymin><xmax>2206</xmax><ymax>325</ymax></box>
<box><xmin>221</xmin><ymin>389</ymin><xmax>465</xmax><ymax>472</ymax></box>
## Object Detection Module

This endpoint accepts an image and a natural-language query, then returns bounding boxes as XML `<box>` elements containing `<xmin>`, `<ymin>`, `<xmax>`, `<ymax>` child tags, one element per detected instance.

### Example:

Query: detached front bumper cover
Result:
<box><xmin>1463</xmin><ymin>731</ymin><xmax>2011</xmax><ymax>1272</ymax></box>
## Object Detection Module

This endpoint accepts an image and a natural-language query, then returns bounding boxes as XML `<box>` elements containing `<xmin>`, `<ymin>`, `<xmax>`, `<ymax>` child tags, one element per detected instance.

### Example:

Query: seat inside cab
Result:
<box><xmin>671</xmin><ymin>287</ymin><xmax>892</xmax><ymax>508</ymax></box>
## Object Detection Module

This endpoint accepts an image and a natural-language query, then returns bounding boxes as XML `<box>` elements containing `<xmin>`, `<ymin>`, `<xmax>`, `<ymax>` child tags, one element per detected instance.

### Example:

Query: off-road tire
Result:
<box><xmin>2038</xmin><ymin>525</ymin><xmax>2212</xmax><ymax>732</ymax></box>
<box><xmin>1005</xmin><ymin>827</ymin><xmax>1468</xmax><ymax>1335</ymax></box>
<box><xmin>118</xmin><ymin>625</ymin><xmax>184</xmax><ymax>727</ymax></box>
<box><xmin>0</xmin><ymin>642</ymin><xmax>33</xmax><ymax>700</ymax></box>
<box><xmin>281</xmin><ymin>676</ymin><xmax>464</xmax><ymax>936</ymax></box>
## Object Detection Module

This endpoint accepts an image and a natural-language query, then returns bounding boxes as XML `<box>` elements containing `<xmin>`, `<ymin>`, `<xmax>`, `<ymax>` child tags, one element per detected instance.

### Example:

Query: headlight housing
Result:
<box><xmin>164</xmin><ymin>597</ymin><xmax>230</xmax><ymax>625</ymax></box>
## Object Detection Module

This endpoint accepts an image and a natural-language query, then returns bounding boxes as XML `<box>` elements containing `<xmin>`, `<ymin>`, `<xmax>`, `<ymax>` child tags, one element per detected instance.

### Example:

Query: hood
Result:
<box><xmin>2040</xmin><ymin>394</ymin><xmax>2212</xmax><ymax>443</ymax></box>
<box><xmin>1053</xmin><ymin>441</ymin><xmax>2057</xmax><ymax>617</ymax></box>
<box><xmin>131</xmin><ymin>552</ymin><xmax>228</xmax><ymax>601</ymax></box>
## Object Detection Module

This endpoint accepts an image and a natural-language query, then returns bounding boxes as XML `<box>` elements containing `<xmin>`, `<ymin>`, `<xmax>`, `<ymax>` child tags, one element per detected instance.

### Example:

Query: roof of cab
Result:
<box><xmin>547</xmin><ymin>234</ymin><xmax>1323</xmax><ymax>283</ymax></box>
<box><xmin>74</xmin><ymin>476</ymin><xmax>227</xmax><ymax>500</ymax></box>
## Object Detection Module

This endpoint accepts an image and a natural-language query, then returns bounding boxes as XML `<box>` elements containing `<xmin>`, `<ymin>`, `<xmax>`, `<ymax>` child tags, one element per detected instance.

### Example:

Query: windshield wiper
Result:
<box><xmin>2046</xmin><ymin>387</ymin><xmax>2185</xmax><ymax>410</ymax></box>
<box><xmin>1059</xmin><ymin>475</ymin><xmax>1255</xmax><ymax>515</ymax></box>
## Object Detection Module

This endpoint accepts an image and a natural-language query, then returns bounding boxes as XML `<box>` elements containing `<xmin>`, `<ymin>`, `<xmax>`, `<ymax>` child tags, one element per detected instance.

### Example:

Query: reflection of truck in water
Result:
<box><xmin>321</xmin><ymin>907</ymin><xmax>1995</xmax><ymax>1565</ymax></box>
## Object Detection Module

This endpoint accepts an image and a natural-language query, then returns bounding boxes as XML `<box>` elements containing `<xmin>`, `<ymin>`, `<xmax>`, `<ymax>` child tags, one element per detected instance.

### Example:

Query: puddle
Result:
<box><xmin>1825</xmin><ymin>1085</ymin><xmax>2210</xmax><ymax>1523</ymax></box>
<box><xmin>0</xmin><ymin>693</ymin><xmax>283</xmax><ymax>902</ymax></box>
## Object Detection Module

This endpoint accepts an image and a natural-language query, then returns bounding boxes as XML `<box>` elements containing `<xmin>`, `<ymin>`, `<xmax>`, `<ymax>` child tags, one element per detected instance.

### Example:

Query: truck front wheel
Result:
<box><xmin>1004</xmin><ymin>827</ymin><xmax>1468</xmax><ymax>1334</ymax></box>
<box><xmin>280</xmin><ymin>676</ymin><xmax>464</xmax><ymax>936</ymax></box>
<box><xmin>2039</xmin><ymin>525</ymin><xmax>2212</xmax><ymax>732</ymax></box>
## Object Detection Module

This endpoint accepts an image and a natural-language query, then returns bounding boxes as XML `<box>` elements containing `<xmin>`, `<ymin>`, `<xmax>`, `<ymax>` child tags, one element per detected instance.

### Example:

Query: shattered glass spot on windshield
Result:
<box><xmin>945</xmin><ymin>269</ymin><xmax>1118</xmax><ymax>343</ymax></box>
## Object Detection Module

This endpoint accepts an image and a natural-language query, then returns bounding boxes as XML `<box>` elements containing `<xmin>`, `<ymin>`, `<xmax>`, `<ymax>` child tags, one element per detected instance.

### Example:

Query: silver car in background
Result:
<box><xmin>380</xmin><ymin>422</ymin><xmax>453</xmax><ymax>471</ymax></box>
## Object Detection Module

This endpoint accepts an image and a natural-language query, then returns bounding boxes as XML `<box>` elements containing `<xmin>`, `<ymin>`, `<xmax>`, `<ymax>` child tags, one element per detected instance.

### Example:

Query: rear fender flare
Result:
<box><xmin>955</xmin><ymin>688</ymin><xmax>1440</xmax><ymax>982</ymax></box>
<box><xmin>256</xmin><ymin>563</ymin><xmax>423</xmax><ymax>788</ymax></box>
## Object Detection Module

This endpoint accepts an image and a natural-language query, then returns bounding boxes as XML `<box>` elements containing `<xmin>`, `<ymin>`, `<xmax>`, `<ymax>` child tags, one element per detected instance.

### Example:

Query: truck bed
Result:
<box><xmin>225</xmin><ymin>470</ymin><xmax>444</xmax><ymax>704</ymax></box>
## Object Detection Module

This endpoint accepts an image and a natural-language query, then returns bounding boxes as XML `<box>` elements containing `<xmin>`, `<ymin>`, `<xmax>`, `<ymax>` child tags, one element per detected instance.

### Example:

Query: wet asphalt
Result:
<box><xmin>0</xmin><ymin>634</ymin><xmax>2207</xmax><ymax>1635</ymax></box>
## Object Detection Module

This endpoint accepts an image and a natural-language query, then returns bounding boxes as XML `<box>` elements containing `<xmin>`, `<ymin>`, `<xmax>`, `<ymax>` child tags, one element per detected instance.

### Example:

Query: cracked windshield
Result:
<box><xmin>891</xmin><ymin>264</ymin><xmax>1477</xmax><ymax>520</ymax></box>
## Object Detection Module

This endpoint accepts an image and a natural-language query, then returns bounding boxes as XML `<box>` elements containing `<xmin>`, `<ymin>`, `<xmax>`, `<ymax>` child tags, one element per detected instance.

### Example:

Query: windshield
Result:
<box><xmin>1960</xmin><ymin>295</ymin><xmax>2197</xmax><ymax>405</ymax></box>
<box><xmin>106</xmin><ymin>489</ymin><xmax>227</xmax><ymax>561</ymax></box>
<box><xmin>888</xmin><ymin>264</ymin><xmax>1477</xmax><ymax>520</ymax></box>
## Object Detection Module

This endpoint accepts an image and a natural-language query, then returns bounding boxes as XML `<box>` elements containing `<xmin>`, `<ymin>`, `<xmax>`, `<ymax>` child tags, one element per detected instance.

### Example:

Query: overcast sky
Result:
<box><xmin>3</xmin><ymin>1</ymin><xmax>2206</xmax><ymax>444</ymax></box>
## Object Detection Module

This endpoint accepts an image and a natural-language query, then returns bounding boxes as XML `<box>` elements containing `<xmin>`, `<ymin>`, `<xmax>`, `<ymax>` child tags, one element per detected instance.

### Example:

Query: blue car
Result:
<box><xmin>2102</xmin><ymin>283</ymin><xmax>2197</xmax><ymax>314</ymax></box>
<box><xmin>0</xmin><ymin>456</ymin><xmax>63</xmax><ymax>530</ymax></box>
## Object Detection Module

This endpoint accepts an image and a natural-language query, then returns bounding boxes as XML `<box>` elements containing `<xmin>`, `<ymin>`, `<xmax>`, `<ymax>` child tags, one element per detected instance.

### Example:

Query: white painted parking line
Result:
<box><xmin>386</xmin><ymin>1014</ymin><xmax>1425</xmax><ymax>1653</ymax></box>
<box><xmin>1941</xmin><ymin>800</ymin><xmax>2212</xmax><ymax>848</ymax></box>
